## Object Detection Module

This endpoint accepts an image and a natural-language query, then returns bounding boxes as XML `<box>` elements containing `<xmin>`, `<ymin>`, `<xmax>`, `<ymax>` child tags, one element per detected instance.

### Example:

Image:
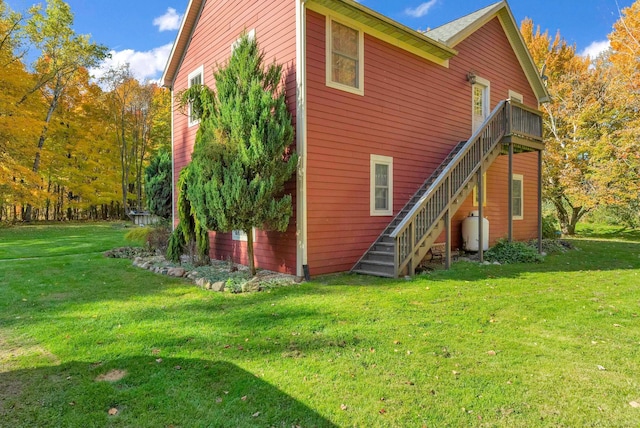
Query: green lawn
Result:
<box><xmin>1</xmin><ymin>223</ymin><xmax>639</xmax><ymax>427</ymax></box>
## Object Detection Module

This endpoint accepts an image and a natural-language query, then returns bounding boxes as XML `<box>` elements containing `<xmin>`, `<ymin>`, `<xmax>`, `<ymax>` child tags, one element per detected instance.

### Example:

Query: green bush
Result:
<box><xmin>485</xmin><ymin>239</ymin><xmax>543</xmax><ymax>264</ymax></box>
<box><xmin>586</xmin><ymin>204</ymin><xmax>640</xmax><ymax>229</ymax></box>
<box><xmin>125</xmin><ymin>227</ymin><xmax>151</xmax><ymax>244</ymax></box>
<box><xmin>145</xmin><ymin>151</ymin><xmax>172</xmax><ymax>219</ymax></box>
<box><xmin>167</xmin><ymin>228</ymin><xmax>186</xmax><ymax>263</ymax></box>
<box><xmin>146</xmin><ymin>225</ymin><xmax>171</xmax><ymax>253</ymax></box>
<box><xmin>542</xmin><ymin>214</ymin><xmax>560</xmax><ymax>239</ymax></box>
<box><xmin>533</xmin><ymin>239</ymin><xmax>574</xmax><ymax>254</ymax></box>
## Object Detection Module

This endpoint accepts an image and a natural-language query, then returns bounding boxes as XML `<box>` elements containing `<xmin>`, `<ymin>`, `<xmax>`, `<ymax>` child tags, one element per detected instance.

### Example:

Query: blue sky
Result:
<box><xmin>6</xmin><ymin>0</ymin><xmax>634</xmax><ymax>82</ymax></box>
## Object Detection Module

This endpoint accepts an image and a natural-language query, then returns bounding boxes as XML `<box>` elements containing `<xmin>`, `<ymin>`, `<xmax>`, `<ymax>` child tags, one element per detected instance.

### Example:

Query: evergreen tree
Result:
<box><xmin>181</xmin><ymin>33</ymin><xmax>297</xmax><ymax>275</ymax></box>
<box><xmin>145</xmin><ymin>150</ymin><xmax>172</xmax><ymax>219</ymax></box>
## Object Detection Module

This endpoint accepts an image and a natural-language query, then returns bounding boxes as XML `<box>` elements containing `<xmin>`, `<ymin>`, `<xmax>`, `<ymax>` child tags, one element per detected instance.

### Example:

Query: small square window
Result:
<box><xmin>508</xmin><ymin>90</ymin><xmax>524</xmax><ymax>104</ymax></box>
<box><xmin>232</xmin><ymin>230</ymin><xmax>247</xmax><ymax>241</ymax></box>
<box><xmin>326</xmin><ymin>18</ymin><xmax>364</xmax><ymax>96</ymax></box>
<box><xmin>512</xmin><ymin>174</ymin><xmax>523</xmax><ymax>220</ymax></box>
<box><xmin>232</xmin><ymin>229</ymin><xmax>256</xmax><ymax>242</ymax></box>
<box><xmin>187</xmin><ymin>65</ymin><xmax>204</xmax><ymax>127</ymax></box>
<box><xmin>370</xmin><ymin>155</ymin><xmax>393</xmax><ymax>216</ymax></box>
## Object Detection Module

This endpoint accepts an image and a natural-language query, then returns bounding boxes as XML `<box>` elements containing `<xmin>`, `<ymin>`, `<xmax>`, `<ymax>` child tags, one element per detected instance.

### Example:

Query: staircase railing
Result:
<box><xmin>389</xmin><ymin>100</ymin><xmax>542</xmax><ymax>277</ymax></box>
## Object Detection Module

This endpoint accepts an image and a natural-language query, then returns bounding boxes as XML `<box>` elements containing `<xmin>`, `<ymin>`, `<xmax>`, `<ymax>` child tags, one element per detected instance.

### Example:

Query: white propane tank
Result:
<box><xmin>461</xmin><ymin>210</ymin><xmax>489</xmax><ymax>251</ymax></box>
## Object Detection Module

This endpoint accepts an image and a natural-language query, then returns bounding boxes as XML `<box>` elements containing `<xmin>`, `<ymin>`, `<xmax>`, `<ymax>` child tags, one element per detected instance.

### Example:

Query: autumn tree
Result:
<box><xmin>179</xmin><ymin>34</ymin><xmax>297</xmax><ymax>275</ymax></box>
<box><xmin>0</xmin><ymin>1</ymin><xmax>43</xmax><ymax>218</ymax></box>
<box><xmin>101</xmin><ymin>66</ymin><xmax>170</xmax><ymax>216</ymax></box>
<box><xmin>17</xmin><ymin>0</ymin><xmax>108</xmax><ymax>220</ymax></box>
<box><xmin>606</xmin><ymin>1</ymin><xmax>640</xmax><ymax>225</ymax></box>
<box><xmin>521</xmin><ymin>19</ymin><xmax>639</xmax><ymax>234</ymax></box>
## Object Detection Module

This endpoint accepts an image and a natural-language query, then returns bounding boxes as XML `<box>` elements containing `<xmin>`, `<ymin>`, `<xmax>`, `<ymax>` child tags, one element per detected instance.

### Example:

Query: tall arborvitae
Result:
<box><xmin>145</xmin><ymin>150</ymin><xmax>172</xmax><ymax>219</ymax></box>
<box><xmin>180</xmin><ymin>33</ymin><xmax>297</xmax><ymax>275</ymax></box>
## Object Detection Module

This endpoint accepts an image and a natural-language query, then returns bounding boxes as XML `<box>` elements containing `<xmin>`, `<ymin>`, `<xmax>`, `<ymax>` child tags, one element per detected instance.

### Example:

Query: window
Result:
<box><xmin>188</xmin><ymin>65</ymin><xmax>204</xmax><ymax>127</ymax></box>
<box><xmin>326</xmin><ymin>17</ymin><xmax>364</xmax><ymax>95</ymax></box>
<box><xmin>512</xmin><ymin>174</ymin><xmax>523</xmax><ymax>220</ymax></box>
<box><xmin>370</xmin><ymin>155</ymin><xmax>393</xmax><ymax>216</ymax></box>
<box><xmin>232</xmin><ymin>230</ymin><xmax>247</xmax><ymax>241</ymax></box>
<box><xmin>231</xmin><ymin>28</ymin><xmax>255</xmax><ymax>52</ymax></box>
<box><xmin>472</xmin><ymin>172</ymin><xmax>487</xmax><ymax>207</ymax></box>
<box><xmin>508</xmin><ymin>90</ymin><xmax>523</xmax><ymax>104</ymax></box>
<box><xmin>232</xmin><ymin>229</ymin><xmax>255</xmax><ymax>242</ymax></box>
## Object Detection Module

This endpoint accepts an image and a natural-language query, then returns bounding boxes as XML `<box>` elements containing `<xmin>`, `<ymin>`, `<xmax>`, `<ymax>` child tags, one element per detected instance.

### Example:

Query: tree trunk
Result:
<box><xmin>246</xmin><ymin>228</ymin><xmax>256</xmax><ymax>276</ymax></box>
<box><xmin>33</xmin><ymin>79</ymin><xmax>62</xmax><ymax>173</ymax></box>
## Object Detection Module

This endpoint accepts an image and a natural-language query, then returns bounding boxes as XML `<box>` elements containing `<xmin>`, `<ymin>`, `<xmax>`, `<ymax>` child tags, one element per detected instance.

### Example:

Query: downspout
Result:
<box><xmin>296</xmin><ymin>0</ymin><xmax>309</xmax><ymax>279</ymax></box>
<box><xmin>171</xmin><ymin>88</ymin><xmax>176</xmax><ymax>229</ymax></box>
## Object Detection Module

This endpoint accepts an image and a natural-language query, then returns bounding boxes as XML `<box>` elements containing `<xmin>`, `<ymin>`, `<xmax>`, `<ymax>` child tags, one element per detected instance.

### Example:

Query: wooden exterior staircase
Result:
<box><xmin>351</xmin><ymin>100</ymin><xmax>543</xmax><ymax>278</ymax></box>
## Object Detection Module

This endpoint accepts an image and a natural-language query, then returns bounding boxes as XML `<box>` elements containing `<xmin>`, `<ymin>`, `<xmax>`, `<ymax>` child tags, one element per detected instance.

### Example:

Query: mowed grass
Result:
<box><xmin>1</xmin><ymin>223</ymin><xmax>639</xmax><ymax>427</ymax></box>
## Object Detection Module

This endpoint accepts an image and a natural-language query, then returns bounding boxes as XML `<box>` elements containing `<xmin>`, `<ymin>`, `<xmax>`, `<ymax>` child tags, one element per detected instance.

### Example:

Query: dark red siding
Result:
<box><xmin>172</xmin><ymin>0</ymin><xmax>297</xmax><ymax>273</ymax></box>
<box><xmin>446</xmin><ymin>151</ymin><xmax>540</xmax><ymax>249</ymax></box>
<box><xmin>305</xmin><ymin>11</ymin><xmax>541</xmax><ymax>275</ymax></box>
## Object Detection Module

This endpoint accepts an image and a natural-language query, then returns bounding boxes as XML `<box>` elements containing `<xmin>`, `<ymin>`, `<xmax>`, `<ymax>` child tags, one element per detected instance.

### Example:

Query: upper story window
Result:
<box><xmin>188</xmin><ymin>65</ymin><xmax>204</xmax><ymax>127</ymax></box>
<box><xmin>326</xmin><ymin>17</ymin><xmax>364</xmax><ymax>96</ymax></box>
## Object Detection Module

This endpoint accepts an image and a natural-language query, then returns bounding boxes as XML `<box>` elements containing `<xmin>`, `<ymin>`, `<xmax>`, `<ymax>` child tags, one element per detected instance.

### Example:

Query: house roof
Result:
<box><xmin>161</xmin><ymin>0</ymin><xmax>204</xmax><ymax>89</ymax></box>
<box><xmin>307</xmin><ymin>0</ymin><xmax>457</xmax><ymax>66</ymax></box>
<box><xmin>162</xmin><ymin>0</ymin><xmax>549</xmax><ymax>103</ymax></box>
<box><xmin>425</xmin><ymin>1</ymin><xmax>550</xmax><ymax>103</ymax></box>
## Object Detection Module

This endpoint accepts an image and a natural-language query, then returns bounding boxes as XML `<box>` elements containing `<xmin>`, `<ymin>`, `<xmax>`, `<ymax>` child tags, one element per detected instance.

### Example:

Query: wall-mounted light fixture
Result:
<box><xmin>466</xmin><ymin>71</ymin><xmax>477</xmax><ymax>85</ymax></box>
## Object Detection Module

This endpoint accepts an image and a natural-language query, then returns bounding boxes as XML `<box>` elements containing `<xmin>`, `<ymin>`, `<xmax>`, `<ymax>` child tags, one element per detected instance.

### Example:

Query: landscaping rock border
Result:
<box><xmin>106</xmin><ymin>247</ymin><xmax>299</xmax><ymax>293</ymax></box>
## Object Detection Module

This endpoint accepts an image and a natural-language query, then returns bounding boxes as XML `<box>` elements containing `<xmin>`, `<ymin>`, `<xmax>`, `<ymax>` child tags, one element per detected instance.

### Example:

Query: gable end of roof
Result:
<box><xmin>426</xmin><ymin>1</ymin><xmax>549</xmax><ymax>103</ymax></box>
<box><xmin>161</xmin><ymin>0</ymin><xmax>205</xmax><ymax>89</ymax></box>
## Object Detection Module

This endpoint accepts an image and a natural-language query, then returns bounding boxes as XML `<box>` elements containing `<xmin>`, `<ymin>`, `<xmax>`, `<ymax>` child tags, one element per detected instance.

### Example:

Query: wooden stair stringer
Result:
<box><xmin>404</xmin><ymin>143</ymin><xmax>503</xmax><ymax>273</ymax></box>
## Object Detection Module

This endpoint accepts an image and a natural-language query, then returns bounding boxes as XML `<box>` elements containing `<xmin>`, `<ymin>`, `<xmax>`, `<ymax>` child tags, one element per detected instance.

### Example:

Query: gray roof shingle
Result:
<box><xmin>425</xmin><ymin>1</ymin><xmax>503</xmax><ymax>45</ymax></box>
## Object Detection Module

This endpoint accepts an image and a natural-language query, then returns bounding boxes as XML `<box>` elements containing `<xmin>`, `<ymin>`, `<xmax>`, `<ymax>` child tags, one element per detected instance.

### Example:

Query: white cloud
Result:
<box><xmin>90</xmin><ymin>43</ymin><xmax>173</xmax><ymax>83</ymax></box>
<box><xmin>153</xmin><ymin>7</ymin><xmax>182</xmax><ymax>32</ymax></box>
<box><xmin>405</xmin><ymin>0</ymin><xmax>438</xmax><ymax>18</ymax></box>
<box><xmin>580</xmin><ymin>40</ymin><xmax>610</xmax><ymax>59</ymax></box>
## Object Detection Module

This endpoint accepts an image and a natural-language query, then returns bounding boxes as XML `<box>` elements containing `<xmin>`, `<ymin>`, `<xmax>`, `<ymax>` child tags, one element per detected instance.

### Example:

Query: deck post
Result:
<box><xmin>538</xmin><ymin>149</ymin><xmax>543</xmax><ymax>253</ymax></box>
<box><xmin>508</xmin><ymin>141</ymin><xmax>514</xmax><ymax>242</ymax></box>
<box><xmin>444</xmin><ymin>210</ymin><xmax>451</xmax><ymax>269</ymax></box>
<box><xmin>478</xmin><ymin>165</ymin><xmax>484</xmax><ymax>262</ymax></box>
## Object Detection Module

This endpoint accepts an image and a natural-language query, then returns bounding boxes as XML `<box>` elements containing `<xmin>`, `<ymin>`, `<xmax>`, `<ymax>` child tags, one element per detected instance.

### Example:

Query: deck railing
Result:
<box><xmin>389</xmin><ymin>100</ymin><xmax>543</xmax><ymax>277</ymax></box>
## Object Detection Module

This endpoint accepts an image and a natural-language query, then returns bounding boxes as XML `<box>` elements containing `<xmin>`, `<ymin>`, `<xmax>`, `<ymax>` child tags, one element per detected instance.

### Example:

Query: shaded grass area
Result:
<box><xmin>1</xmin><ymin>223</ymin><xmax>640</xmax><ymax>426</ymax></box>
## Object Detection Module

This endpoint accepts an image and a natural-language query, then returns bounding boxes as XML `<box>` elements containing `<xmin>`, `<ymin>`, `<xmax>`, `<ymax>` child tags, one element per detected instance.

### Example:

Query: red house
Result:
<box><xmin>162</xmin><ymin>0</ymin><xmax>548</xmax><ymax>278</ymax></box>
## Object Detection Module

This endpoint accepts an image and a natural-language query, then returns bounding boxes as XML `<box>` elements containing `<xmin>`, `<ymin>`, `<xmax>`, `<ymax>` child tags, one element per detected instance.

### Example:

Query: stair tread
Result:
<box><xmin>358</xmin><ymin>259</ymin><xmax>394</xmax><ymax>267</ymax></box>
<box><xmin>368</xmin><ymin>251</ymin><xmax>395</xmax><ymax>257</ymax></box>
<box><xmin>352</xmin><ymin>269</ymin><xmax>395</xmax><ymax>278</ymax></box>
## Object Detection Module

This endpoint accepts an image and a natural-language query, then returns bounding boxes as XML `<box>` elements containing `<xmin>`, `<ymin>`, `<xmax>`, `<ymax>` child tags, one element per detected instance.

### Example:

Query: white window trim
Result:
<box><xmin>512</xmin><ymin>173</ymin><xmax>524</xmax><ymax>220</ymax></box>
<box><xmin>187</xmin><ymin>65</ymin><xmax>204</xmax><ymax>127</ymax></box>
<box><xmin>231</xmin><ymin>28</ymin><xmax>256</xmax><ymax>53</ymax></box>
<box><xmin>508</xmin><ymin>90</ymin><xmax>523</xmax><ymax>103</ymax></box>
<box><xmin>325</xmin><ymin>16</ymin><xmax>365</xmax><ymax>96</ymax></box>
<box><xmin>370</xmin><ymin>154</ymin><xmax>393</xmax><ymax>216</ymax></box>
<box><xmin>472</xmin><ymin>172</ymin><xmax>487</xmax><ymax>207</ymax></box>
<box><xmin>232</xmin><ymin>228</ymin><xmax>256</xmax><ymax>242</ymax></box>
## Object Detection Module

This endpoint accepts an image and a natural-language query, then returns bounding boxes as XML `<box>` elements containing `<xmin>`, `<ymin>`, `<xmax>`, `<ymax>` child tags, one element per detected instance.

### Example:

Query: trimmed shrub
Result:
<box><xmin>485</xmin><ymin>239</ymin><xmax>544</xmax><ymax>264</ymax></box>
<box><xmin>125</xmin><ymin>227</ymin><xmax>151</xmax><ymax>244</ymax></box>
